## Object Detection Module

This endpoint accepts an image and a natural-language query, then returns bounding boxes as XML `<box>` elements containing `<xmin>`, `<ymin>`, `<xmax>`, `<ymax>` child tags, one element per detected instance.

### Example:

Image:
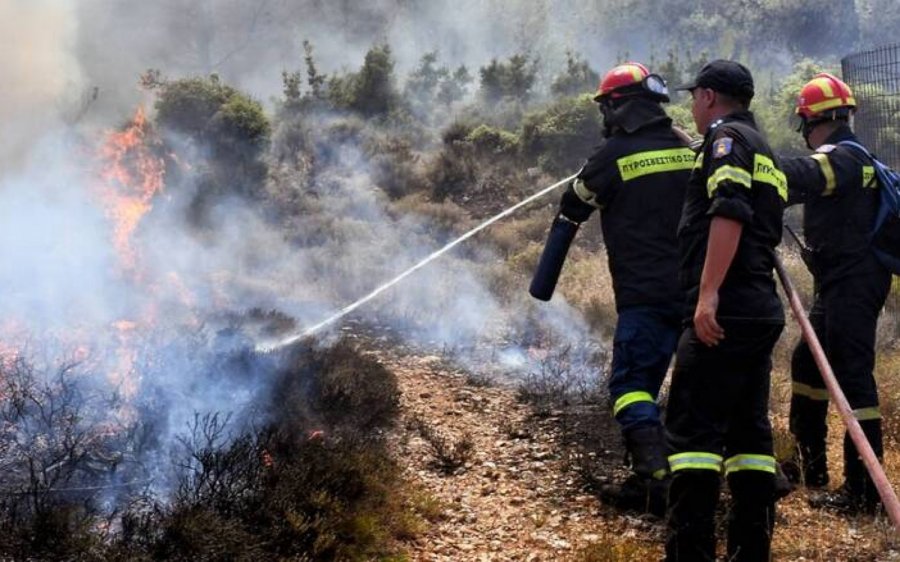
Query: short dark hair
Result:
<box><xmin>716</xmin><ymin>91</ymin><xmax>751</xmax><ymax>111</ymax></box>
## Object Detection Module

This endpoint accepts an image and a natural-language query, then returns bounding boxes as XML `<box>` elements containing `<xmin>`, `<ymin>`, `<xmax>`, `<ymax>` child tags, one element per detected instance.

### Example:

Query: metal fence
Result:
<box><xmin>842</xmin><ymin>44</ymin><xmax>900</xmax><ymax>168</ymax></box>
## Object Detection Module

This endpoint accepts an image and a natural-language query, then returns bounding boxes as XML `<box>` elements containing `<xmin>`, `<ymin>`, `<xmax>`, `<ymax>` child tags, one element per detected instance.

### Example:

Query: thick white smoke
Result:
<box><xmin>0</xmin><ymin>0</ymin><xmax>608</xmax><ymax>499</ymax></box>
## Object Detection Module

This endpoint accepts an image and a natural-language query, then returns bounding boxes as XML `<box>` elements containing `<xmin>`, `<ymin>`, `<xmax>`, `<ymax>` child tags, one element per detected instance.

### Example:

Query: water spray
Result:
<box><xmin>255</xmin><ymin>173</ymin><xmax>578</xmax><ymax>353</ymax></box>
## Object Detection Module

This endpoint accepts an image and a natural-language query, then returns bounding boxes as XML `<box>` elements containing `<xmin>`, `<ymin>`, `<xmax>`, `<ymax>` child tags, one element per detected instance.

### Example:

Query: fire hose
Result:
<box><xmin>774</xmin><ymin>253</ymin><xmax>900</xmax><ymax>528</ymax></box>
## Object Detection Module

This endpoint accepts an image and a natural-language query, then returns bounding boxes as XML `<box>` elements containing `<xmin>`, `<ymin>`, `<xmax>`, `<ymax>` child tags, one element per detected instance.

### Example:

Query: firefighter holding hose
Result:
<box><xmin>780</xmin><ymin>73</ymin><xmax>893</xmax><ymax>514</ymax></box>
<box><xmin>531</xmin><ymin>62</ymin><xmax>693</xmax><ymax>513</ymax></box>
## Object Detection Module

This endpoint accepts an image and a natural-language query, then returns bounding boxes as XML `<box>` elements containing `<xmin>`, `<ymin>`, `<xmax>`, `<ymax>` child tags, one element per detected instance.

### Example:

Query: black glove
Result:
<box><xmin>559</xmin><ymin>183</ymin><xmax>596</xmax><ymax>223</ymax></box>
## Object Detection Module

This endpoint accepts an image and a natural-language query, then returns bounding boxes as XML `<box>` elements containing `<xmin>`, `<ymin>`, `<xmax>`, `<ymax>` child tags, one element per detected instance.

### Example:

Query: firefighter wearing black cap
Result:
<box><xmin>665</xmin><ymin>59</ymin><xmax>786</xmax><ymax>562</ymax></box>
<box><xmin>780</xmin><ymin>73</ymin><xmax>892</xmax><ymax>513</ymax></box>
<box><xmin>536</xmin><ymin>62</ymin><xmax>693</xmax><ymax>512</ymax></box>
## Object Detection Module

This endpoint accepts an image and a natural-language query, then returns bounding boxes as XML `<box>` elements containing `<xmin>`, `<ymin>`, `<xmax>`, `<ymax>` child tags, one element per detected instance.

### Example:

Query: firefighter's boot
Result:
<box><xmin>812</xmin><ymin>419</ymin><xmax>883</xmax><ymax>514</ymax></box>
<box><xmin>788</xmin><ymin>389</ymin><xmax>830</xmax><ymax>488</ymax></box>
<box><xmin>665</xmin><ymin>470</ymin><xmax>720</xmax><ymax>561</ymax></box>
<box><xmin>802</xmin><ymin>441</ymin><xmax>829</xmax><ymax>488</ymax></box>
<box><xmin>598</xmin><ymin>474</ymin><xmax>668</xmax><ymax>517</ymax></box>
<box><xmin>599</xmin><ymin>425</ymin><xmax>669</xmax><ymax>517</ymax></box>
<box><xmin>727</xmin><ymin>471</ymin><xmax>776</xmax><ymax>562</ymax></box>
<box><xmin>624</xmin><ymin>425</ymin><xmax>669</xmax><ymax>480</ymax></box>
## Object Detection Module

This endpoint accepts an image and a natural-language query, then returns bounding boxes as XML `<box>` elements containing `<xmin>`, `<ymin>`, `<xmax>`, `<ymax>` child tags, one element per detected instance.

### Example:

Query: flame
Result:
<box><xmin>110</xmin><ymin>319</ymin><xmax>139</xmax><ymax>400</ymax></box>
<box><xmin>96</xmin><ymin>107</ymin><xmax>165</xmax><ymax>274</ymax></box>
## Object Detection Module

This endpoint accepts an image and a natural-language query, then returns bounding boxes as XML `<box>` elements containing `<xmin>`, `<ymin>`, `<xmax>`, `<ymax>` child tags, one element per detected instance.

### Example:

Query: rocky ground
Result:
<box><xmin>348</xmin><ymin>330</ymin><xmax>900</xmax><ymax>561</ymax></box>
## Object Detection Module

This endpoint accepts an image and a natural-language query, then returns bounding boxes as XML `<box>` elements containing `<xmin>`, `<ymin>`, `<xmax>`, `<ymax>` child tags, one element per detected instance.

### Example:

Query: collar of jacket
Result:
<box><xmin>609</xmin><ymin>97</ymin><xmax>672</xmax><ymax>135</ymax></box>
<box><xmin>707</xmin><ymin>109</ymin><xmax>757</xmax><ymax>136</ymax></box>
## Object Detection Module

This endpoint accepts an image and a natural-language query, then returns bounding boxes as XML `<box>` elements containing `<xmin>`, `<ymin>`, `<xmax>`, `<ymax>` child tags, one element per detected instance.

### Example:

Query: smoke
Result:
<box><xmin>68</xmin><ymin>0</ymin><xmax>627</xmax><ymax>118</ymax></box>
<box><xmin>0</xmin><ymin>1</ymin><xmax>84</xmax><ymax>172</ymax></box>
<box><xmin>0</xmin><ymin>1</ymin><xmax>616</xmax><ymax>498</ymax></box>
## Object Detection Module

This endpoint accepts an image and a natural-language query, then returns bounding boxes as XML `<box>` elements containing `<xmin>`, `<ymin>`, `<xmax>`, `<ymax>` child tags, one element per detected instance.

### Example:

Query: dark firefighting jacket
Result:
<box><xmin>563</xmin><ymin>98</ymin><xmax>693</xmax><ymax>310</ymax></box>
<box><xmin>678</xmin><ymin>110</ymin><xmax>786</xmax><ymax>322</ymax></box>
<box><xmin>782</xmin><ymin>125</ymin><xmax>883</xmax><ymax>285</ymax></box>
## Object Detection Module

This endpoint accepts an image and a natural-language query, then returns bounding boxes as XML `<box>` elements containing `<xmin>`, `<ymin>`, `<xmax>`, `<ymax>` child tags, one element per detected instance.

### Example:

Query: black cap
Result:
<box><xmin>675</xmin><ymin>59</ymin><xmax>755</xmax><ymax>100</ymax></box>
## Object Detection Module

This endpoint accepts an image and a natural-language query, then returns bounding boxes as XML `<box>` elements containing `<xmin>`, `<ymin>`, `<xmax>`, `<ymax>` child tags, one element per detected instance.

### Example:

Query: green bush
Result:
<box><xmin>465</xmin><ymin>124</ymin><xmax>520</xmax><ymax>157</ymax></box>
<box><xmin>154</xmin><ymin>75</ymin><xmax>271</xmax><ymax>214</ymax></box>
<box><xmin>520</xmin><ymin>94</ymin><xmax>603</xmax><ymax>175</ymax></box>
<box><xmin>156</xmin><ymin>75</ymin><xmax>270</xmax><ymax>154</ymax></box>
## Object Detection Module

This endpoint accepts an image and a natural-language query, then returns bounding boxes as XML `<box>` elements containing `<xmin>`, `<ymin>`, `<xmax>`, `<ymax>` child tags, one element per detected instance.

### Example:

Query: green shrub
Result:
<box><xmin>520</xmin><ymin>94</ymin><xmax>603</xmax><ymax>175</ymax></box>
<box><xmin>465</xmin><ymin>124</ymin><xmax>520</xmax><ymax>157</ymax></box>
<box><xmin>153</xmin><ymin>75</ymin><xmax>271</xmax><ymax>215</ymax></box>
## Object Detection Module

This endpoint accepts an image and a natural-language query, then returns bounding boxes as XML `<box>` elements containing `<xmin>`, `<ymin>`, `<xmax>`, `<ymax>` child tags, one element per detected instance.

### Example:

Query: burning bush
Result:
<box><xmin>0</xmin><ymin>338</ymin><xmax>414</xmax><ymax>560</ymax></box>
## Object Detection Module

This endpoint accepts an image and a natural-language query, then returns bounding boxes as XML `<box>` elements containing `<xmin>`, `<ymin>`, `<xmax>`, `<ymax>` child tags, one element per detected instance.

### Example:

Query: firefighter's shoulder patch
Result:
<box><xmin>816</xmin><ymin>144</ymin><xmax>836</xmax><ymax>153</ymax></box>
<box><xmin>712</xmin><ymin>137</ymin><xmax>733</xmax><ymax>159</ymax></box>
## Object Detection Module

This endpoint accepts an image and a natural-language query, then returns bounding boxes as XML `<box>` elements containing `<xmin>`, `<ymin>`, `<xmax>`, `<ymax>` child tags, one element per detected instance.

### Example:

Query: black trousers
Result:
<box><xmin>790</xmin><ymin>268</ymin><xmax>891</xmax><ymax>492</ymax></box>
<box><xmin>665</xmin><ymin>321</ymin><xmax>784</xmax><ymax>562</ymax></box>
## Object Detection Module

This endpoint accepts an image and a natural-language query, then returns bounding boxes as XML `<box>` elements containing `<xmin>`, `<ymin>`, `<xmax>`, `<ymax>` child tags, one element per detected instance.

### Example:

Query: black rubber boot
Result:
<box><xmin>843</xmin><ymin>419</ymin><xmax>882</xmax><ymax>512</ymax></box>
<box><xmin>801</xmin><ymin>442</ymin><xmax>830</xmax><ymax>488</ymax></box>
<box><xmin>665</xmin><ymin>470</ymin><xmax>720</xmax><ymax>562</ymax></box>
<box><xmin>809</xmin><ymin>419</ymin><xmax>883</xmax><ymax>515</ymax></box>
<box><xmin>773</xmin><ymin>463</ymin><xmax>796</xmax><ymax>501</ymax></box>
<box><xmin>789</xmin><ymin>391</ymin><xmax>830</xmax><ymax>488</ymax></box>
<box><xmin>599</xmin><ymin>474</ymin><xmax>668</xmax><ymax>518</ymax></box>
<box><xmin>624</xmin><ymin>425</ymin><xmax>669</xmax><ymax>480</ymax></box>
<box><xmin>727</xmin><ymin>471</ymin><xmax>776</xmax><ymax>562</ymax></box>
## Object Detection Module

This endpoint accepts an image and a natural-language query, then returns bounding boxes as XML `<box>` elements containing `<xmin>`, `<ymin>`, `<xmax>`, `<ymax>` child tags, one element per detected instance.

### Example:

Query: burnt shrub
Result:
<box><xmin>0</xmin><ymin>355</ymin><xmax>141</xmax><ymax>560</ymax></box>
<box><xmin>109</xmin><ymin>338</ymin><xmax>408</xmax><ymax>561</ymax></box>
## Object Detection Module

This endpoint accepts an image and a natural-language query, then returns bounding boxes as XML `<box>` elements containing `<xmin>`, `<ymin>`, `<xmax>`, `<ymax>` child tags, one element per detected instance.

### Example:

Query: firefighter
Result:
<box><xmin>546</xmin><ymin>62</ymin><xmax>693</xmax><ymax>512</ymax></box>
<box><xmin>780</xmin><ymin>73</ymin><xmax>892</xmax><ymax>513</ymax></box>
<box><xmin>665</xmin><ymin>60</ymin><xmax>786</xmax><ymax>561</ymax></box>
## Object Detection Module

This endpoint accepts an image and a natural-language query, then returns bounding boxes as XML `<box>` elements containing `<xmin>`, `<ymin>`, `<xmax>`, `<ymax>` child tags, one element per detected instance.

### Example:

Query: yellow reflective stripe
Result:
<box><xmin>707</xmin><ymin>165</ymin><xmax>752</xmax><ymax>196</ymax></box>
<box><xmin>863</xmin><ymin>166</ymin><xmax>876</xmax><ymax>187</ymax></box>
<box><xmin>724</xmin><ymin>454</ymin><xmax>776</xmax><ymax>475</ymax></box>
<box><xmin>652</xmin><ymin>468</ymin><xmax>668</xmax><ymax>480</ymax></box>
<box><xmin>668</xmin><ymin>452</ymin><xmax>723</xmax><ymax>472</ymax></box>
<box><xmin>572</xmin><ymin>178</ymin><xmax>603</xmax><ymax>209</ymax></box>
<box><xmin>811</xmin><ymin>153</ymin><xmax>837</xmax><ymax>196</ymax></box>
<box><xmin>693</xmin><ymin>152</ymin><xmax>704</xmax><ymax>170</ymax></box>
<box><xmin>616</xmin><ymin>147</ymin><xmax>696</xmax><ymax>182</ymax></box>
<box><xmin>613</xmin><ymin>391</ymin><xmax>655</xmax><ymax>416</ymax></box>
<box><xmin>753</xmin><ymin>153</ymin><xmax>788</xmax><ymax>201</ymax></box>
<box><xmin>792</xmin><ymin>381</ymin><xmax>830</xmax><ymax>401</ymax></box>
<box><xmin>807</xmin><ymin>95</ymin><xmax>857</xmax><ymax>114</ymax></box>
<box><xmin>854</xmin><ymin>406</ymin><xmax>882</xmax><ymax>421</ymax></box>
<box><xmin>810</xmin><ymin>77</ymin><xmax>835</xmax><ymax>98</ymax></box>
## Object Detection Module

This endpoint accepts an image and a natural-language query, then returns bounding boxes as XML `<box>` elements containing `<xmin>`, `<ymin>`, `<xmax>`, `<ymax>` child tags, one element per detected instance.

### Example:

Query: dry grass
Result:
<box><xmin>573</xmin><ymin>535</ymin><xmax>660</xmax><ymax>562</ymax></box>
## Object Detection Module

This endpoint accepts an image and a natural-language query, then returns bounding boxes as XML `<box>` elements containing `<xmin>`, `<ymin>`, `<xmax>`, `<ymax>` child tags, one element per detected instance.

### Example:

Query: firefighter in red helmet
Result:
<box><xmin>534</xmin><ymin>62</ymin><xmax>693</xmax><ymax>514</ymax></box>
<box><xmin>781</xmin><ymin>72</ymin><xmax>891</xmax><ymax>514</ymax></box>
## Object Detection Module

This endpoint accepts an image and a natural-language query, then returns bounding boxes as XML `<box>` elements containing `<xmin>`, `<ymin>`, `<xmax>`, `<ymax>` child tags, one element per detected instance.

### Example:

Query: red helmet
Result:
<box><xmin>594</xmin><ymin>62</ymin><xmax>668</xmax><ymax>102</ymax></box>
<box><xmin>795</xmin><ymin>73</ymin><xmax>856</xmax><ymax>120</ymax></box>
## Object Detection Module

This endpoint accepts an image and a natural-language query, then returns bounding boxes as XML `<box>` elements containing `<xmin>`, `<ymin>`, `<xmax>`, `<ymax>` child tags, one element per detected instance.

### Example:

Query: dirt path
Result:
<box><xmin>374</xmin><ymin>349</ymin><xmax>661</xmax><ymax>561</ymax></box>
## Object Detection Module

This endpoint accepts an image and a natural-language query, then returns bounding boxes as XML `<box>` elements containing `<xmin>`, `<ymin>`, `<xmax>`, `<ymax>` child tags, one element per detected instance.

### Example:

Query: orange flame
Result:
<box><xmin>97</xmin><ymin>107</ymin><xmax>165</xmax><ymax>274</ymax></box>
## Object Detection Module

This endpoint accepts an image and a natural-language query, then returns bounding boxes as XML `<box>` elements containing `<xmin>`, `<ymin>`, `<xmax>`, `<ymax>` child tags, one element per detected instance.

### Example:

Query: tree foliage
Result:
<box><xmin>478</xmin><ymin>54</ymin><xmax>539</xmax><ymax>105</ymax></box>
<box><xmin>328</xmin><ymin>44</ymin><xmax>401</xmax><ymax>118</ymax></box>
<box><xmin>551</xmin><ymin>51</ymin><xmax>600</xmax><ymax>98</ymax></box>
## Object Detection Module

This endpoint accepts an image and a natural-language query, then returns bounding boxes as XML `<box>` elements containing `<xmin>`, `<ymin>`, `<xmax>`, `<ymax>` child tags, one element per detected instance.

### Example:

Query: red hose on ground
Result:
<box><xmin>774</xmin><ymin>255</ymin><xmax>900</xmax><ymax>529</ymax></box>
